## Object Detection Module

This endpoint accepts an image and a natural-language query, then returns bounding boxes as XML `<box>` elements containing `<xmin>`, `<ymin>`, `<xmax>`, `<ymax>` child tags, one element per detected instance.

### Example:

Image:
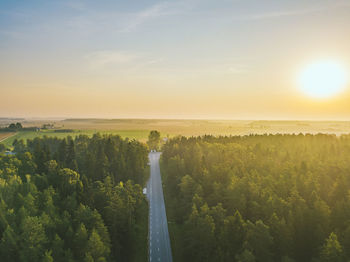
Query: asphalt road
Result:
<box><xmin>147</xmin><ymin>152</ymin><xmax>173</xmax><ymax>262</ymax></box>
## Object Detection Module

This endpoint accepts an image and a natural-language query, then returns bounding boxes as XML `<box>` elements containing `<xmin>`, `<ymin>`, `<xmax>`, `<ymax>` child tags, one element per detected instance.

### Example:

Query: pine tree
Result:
<box><xmin>66</xmin><ymin>140</ymin><xmax>78</xmax><ymax>171</ymax></box>
<box><xmin>73</xmin><ymin>223</ymin><xmax>89</xmax><ymax>259</ymax></box>
<box><xmin>319</xmin><ymin>232</ymin><xmax>344</xmax><ymax>262</ymax></box>
<box><xmin>87</xmin><ymin>229</ymin><xmax>109</xmax><ymax>261</ymax></box>
<box><xmin>236</xmin><ymin>249</ymin><xmax>256</xmax><ymax>262</ymax></box>
<box><xmin>42</xmin><ymin>250</ymin><xmax>54</xmax><ymax>262</ymax></box>
<box><xmin>0</xmin><ymin>225</ymin><xmax>18</xmax><ymax>260</ymax></box>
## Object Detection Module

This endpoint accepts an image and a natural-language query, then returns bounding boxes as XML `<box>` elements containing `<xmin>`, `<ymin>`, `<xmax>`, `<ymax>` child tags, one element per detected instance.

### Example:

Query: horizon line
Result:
<box><xmin>1</xmin><ymin>116</ymin><xmax>350</xmax><ymax>122</ymax></box>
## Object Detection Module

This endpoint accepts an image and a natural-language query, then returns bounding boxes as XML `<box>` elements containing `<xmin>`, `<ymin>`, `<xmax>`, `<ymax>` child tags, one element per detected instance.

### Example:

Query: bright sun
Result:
<box><xmin>298</xmin><ymin>60</ymin><xmax>348</xmax><ymax>98</ymax></box>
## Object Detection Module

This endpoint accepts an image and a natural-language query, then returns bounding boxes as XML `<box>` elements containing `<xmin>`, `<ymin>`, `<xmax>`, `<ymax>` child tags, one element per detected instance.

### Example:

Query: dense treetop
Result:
<box><xmin>0</xmin><ymin>134</ymin><xmax>149</xmax><ymax>262</ymax></box>
<box><xmin>162</xmin><ymin>134</ymin><xmax>350</xmax><ymax>262</ymax></box>
<box><xmin>147</xmin><ymin>130</ymin><xmax>161</xmax><ymax>151</ymax></box>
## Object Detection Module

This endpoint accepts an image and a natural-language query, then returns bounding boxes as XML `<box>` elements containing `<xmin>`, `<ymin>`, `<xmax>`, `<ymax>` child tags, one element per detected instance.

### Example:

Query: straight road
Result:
<box><xmin>147</xmin><ymin>152</ymin><xmax>173</xmax><ymax>262</ymax></box>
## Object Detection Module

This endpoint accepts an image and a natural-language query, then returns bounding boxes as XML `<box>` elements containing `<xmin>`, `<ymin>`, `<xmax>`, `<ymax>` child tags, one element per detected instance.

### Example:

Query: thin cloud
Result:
<box><xmin>228</xmin><ymin>65</ymin><xmax>249</xmax><ymax>74</ymax></box>
<box><xmin>117</xmin><ymin>3</ymin><xmax>168</xmax><ymax>33</ymax></box>
<box><xmin>64</xmin><ymin>0</ymin><xmax>86</xmax><ymax>11</ymax></box>
<box><xmin>85</xmin><ymin>50</ymin><xmax>140</xmax><ymax>69</ymax></box>
<box><xmin>64</xmin><ymin>1</ymin><xmax>195</xmax><ymax>34</ymax></box>
<box><xmin>115</xmin><ymin>1</ymin><xmax>195</xmax><ymax>33</ymax></box>
<box><xmin>85</xmin><ymin>50</ymin><xmax>164</xmax><ymax>72</ymax></box>
<box><xmin>235</xmin><ymin>2</ymin><xmax>350</xmax><ymax>21</ymax></box>
<box><xmin>0</xmin><ymin>1</ymin><xmax>195</xmax><ymax>40</ymax></box>
<box><xmin>0</xmin><ymin>30</ymin><xmax>25</xmax><ymax>39</ymax></box>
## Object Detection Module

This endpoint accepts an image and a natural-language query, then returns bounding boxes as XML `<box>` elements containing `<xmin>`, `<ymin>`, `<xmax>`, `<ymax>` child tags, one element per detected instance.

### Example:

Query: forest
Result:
<box><xmin>161</xmin><ymin>134</ymin><xmax>350</xmax><ymax>262</ymax></box>
<box><xmin>0</xmin><ymin>134</ymin><xmax>149</xmax><ymax>262</ymax></box>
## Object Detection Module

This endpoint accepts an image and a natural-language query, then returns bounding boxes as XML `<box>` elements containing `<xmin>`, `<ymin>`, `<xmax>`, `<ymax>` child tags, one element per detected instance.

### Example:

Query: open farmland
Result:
<box><xmin>57</xmin><ymin>119</ymin><xmax>350</xmax><ymax>136</ymax></box>
<box><xmin>1</xmin><ymin>119</ymin><xmax>350</xmax><ymax>148</ymax></box>
<box><xmin>0</xmin><ymin>132</ymin><xmax>16</xmax><ymax>143</ymax></box>
<box><xmin>0</xmin><ymin>129</ymin><xmax>150</xmax><ymax>148</ymax></box>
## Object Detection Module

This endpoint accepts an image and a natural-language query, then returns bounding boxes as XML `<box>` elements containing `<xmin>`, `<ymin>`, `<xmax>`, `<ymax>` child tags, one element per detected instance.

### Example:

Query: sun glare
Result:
<box><xmin>298</xmin><ymin>60</ymin><xmax>348</xmax><ymax>98</ymax></box>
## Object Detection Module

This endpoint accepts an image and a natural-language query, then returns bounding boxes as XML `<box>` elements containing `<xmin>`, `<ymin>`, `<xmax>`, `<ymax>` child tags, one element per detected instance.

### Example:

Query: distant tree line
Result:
<box><xmin>0</xmin><ymin>123</ymin><xmax>39</xmax><ymax>132</ymax></box>
<box><xmin>0</xmin><ymin>134</ymin><xmax>149</xmax><ymax>261</ymax></box>
<box><xmin>8</xmin><ymin>123</ymin><xmax>23</xmax><ymax>130</ymax></box>
<box><xmin>162</xmin><ymin>134</ymin><xmax>350</xmax><ymax>262</ymax></box>
<box><xmin>0</xmin><ymin>122</ymin><xmax>23</xmax><ymax>131</ymax></box>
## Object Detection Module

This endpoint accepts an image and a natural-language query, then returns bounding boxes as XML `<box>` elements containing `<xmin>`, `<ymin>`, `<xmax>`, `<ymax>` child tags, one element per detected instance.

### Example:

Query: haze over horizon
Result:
<box><xmin>1</xmin><ymin>0</ymin><xmax>350</xmax><ymax>120</ymax></box>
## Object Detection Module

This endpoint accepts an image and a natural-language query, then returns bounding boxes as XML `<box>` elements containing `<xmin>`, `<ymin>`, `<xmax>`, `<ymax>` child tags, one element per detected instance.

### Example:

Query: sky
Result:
<box><xmin>1</xmin><ymin>0</ymin><xmax>350</xmax><ymax>120</ymax></box>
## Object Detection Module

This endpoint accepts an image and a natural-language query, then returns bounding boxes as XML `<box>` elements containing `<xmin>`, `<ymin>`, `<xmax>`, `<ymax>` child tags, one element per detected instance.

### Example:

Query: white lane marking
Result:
<box><xmin>158</xmin><ymin>258</ymin><xmax>160</xmax><ymax>261</ymax></box>
<box><xmin>158</xmin><ymin>248</ymin><xmax>159</xmax><ymax>251</ymax></box>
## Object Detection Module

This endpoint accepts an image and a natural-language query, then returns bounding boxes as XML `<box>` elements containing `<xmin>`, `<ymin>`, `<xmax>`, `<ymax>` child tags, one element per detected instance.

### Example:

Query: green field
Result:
<box><xmin>0</xmin><ymin>132</ymin><xmax>15</xmax><ymax>142</ymax></box>
<box><xmin>1</xmin><ymin>129</ymin><xmax>150</xmax><ymax>148</ymax></box>
<box><xmin>59</xmin><ymin>119</ymin><xmax>350</xmax><ymax>136</ymax></box>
